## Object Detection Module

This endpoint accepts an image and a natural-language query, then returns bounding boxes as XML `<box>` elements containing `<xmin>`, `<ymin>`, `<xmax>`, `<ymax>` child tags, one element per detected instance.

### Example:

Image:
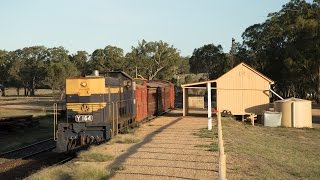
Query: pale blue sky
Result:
<box><xmin>0</xmin><ymin>0</ymin><xmax>291</xmax><ymax>56</ymax></box>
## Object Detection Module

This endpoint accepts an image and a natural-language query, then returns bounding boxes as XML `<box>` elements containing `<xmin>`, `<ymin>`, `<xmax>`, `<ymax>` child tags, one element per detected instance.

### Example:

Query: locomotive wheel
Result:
<box><xmin>86</xmin><ymin>136</ymin><xmax>91</xmax><ymax>144</ymax></box>
<box><xmin>67</xmin><ymin>139</ymin><xmax>77</xmax><ymax>150</ymax></box>
<box><xmin>67</xmin><ymin>141</ymin><xmax>73</xmax><ymax>151</ymax></box>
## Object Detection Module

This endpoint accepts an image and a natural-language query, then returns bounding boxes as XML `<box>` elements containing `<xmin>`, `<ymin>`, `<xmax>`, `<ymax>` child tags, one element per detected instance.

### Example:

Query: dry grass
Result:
<box><xmin>0</xmin><ymin>96</ymin><xmax>60</xmax><ymax>117</ymax></box>
<box><xmin>4</xmin><ymin>88</ymin><xmax>58</xmax><ymax>97</ymax></box>
<box><xmin>219</xmin><ymin>117</ymin><xmax>320</xmax><ymax>179</ymax></box>
<box><xmin>28</xmin><ymin>133</ymin><xmax>141</xmax><ymax>180</ymax></box>
<box><xmin>78</xmin><ymin>152</ymin><xmax>114</xmax><ymax>162</ymax></box>
<box><xmin>29</xmin><ymin>145</ymin><xmax>118</xmax><ymax>179</ymax></box>
<box><xmin>111</xmin><ymin>134</ymin><xmax>140</xmax><ymax>144</ymax></box>
<box><xmin>27</xmin><ymin>163</ymin><xmax>110</xmax><ymax>180</ymax></box>
<box><xmin>28</xmin><ymin>126</ymin><xmax>142</xmax><ymax>179</ymax></box>
<box><xmin>77</xmin><ymin>145</ymin><xmax>115</xmax><ymax>162</ymax></box>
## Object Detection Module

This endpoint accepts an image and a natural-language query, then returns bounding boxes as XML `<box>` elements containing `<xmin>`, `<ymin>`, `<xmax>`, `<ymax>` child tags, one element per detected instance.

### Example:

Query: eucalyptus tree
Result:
<box><xmin>126</xmin><ymin>40</ymin><xmax>181</xmax><ymax>80</ymax></box>
<box><xmin>69</xmin><ymin>51</ymin><xmax>89</xmax><ymax>76</ymax></box>
<box><xmin>88</xmin><ymin>45</ymin><xmax>126</xmax><ymax>73</ymax></box>
<box><xmin>7</xmin><ymin>46</ymin><xmax>49</xmax><ymax>96</ymax></box>
<box><xmin>0</xmin><ymin>50</ymin><xmax>9</xmax><ymax>85</ymax></box>
<box><xmin>89</xmin><ymin>49</ymin><xmax>105</xmax><ymax>72</ymax></box>
<box><xmin>189</xmin><ymin>44</ymin><xmax>228</xmax><ymax>79</ymax></box>
<box><xmin>241</xmin><ymin>0</ymin><xmax>320</xmax><ymax>99</ymax></box>
<box><xmin>45</xmin><ymin>46</ymin><xmax>79</xmax><ymax>99</ymax></box>
<box><xmin>103</xmin><ymin>45</ymin><xmax>125</xmax><ymax>71</ymax></box>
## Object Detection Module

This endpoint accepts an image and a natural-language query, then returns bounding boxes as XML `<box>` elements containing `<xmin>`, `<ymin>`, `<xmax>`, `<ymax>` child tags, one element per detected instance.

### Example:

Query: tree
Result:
<box><xmin>240</xmin><ymin>0</ymin><xmax>320</xmax><ymax>99</ymax></box>
<box><xmin>104</xmin><ymin>45</ymin><xmax>125</xmax><ymax>71</ymax></box>
<box><xmin>45</xmin><ymin>47</ymin><xmax>80</xmax><ymax>99</ymax></box>
<box><xmin>8</xmin><ymin>46</ymin><xmax>49</xmax><ymax>96</ymax></box>
<box><xmin>88</xmin><ymin>45</ymin><xmax>126</xmax><ymax>73</ymax></box>
<box><xmin>89</xmin><ymin>49</ymin><xmax>105</xmax><ymax>72</ymax></box>
<box><xmin>48</xmin><ymin>46</ymin><xmax>69</xmax><ymax>63</ymax></box>
<box><xmin>0</xmin><ymin>50</ymin><xmax>9</xmax><ymax>85</ymax></box>
<box><xmin>126</xmin><ymin>40</ymin><xmax>181</xmax><ymax>80</ymax></box>
<box><xmin>69</xmin><ymin>51</ymin><xmax>89</xmax><ymax>76</ymax></box>
<box><xmin>45</xmin><ymin>60</ymin><xmax>79</xmax><ymax>99</ymax></box>
<box><xmin>189</xmin><ymin>44</ymin><xmax>229</xmax><ymax>79</ymax></box>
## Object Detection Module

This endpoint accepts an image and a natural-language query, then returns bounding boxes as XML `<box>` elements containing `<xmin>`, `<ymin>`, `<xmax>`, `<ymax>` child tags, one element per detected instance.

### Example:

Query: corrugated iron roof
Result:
<box><xmin>181</xmin><ymin>62</ymin><xmax>274</xmax><ymax>88</ymax></box>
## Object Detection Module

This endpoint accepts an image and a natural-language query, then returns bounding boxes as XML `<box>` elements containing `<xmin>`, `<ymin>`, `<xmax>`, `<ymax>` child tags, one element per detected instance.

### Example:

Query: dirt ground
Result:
<box><xmin>0</xmin><ymin>96</ymin><xmax>60</xmax><ymax>117</ymax></box>
<box><xmin>109</xmin><ymin>111</ymin><xmax>218</xmax><ymax>180</ymax></box>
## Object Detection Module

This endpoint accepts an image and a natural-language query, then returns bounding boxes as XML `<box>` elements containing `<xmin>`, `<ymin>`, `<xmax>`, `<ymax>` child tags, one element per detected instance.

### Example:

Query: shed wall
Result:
<box><xmin>188</xmin><ymin>96</ymin><xmax>204</xmax><ymax>108</ymax></box>
<box><xmin>216</xmin><ymin>65</ymin><xmax>270</xmax><ymax>115</ymax></box>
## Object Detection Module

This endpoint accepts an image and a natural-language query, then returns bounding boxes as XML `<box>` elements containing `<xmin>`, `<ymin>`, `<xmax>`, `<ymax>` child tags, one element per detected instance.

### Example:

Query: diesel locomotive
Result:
<box><xmin>54</xmin><ymin>71</ymin><xmax>175</xmax><ymax>152</ymax></box>
<box><xmin>55</xmin><ymin>71</ymin><xmax>135</xmax><ymax>152</ymax></box>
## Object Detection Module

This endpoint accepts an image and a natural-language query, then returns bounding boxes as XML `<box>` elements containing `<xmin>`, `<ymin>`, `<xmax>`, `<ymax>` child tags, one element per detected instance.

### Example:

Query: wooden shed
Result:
<box><xmin>181</xmin><ymin>63</ymin><xmax>274</xmax><ymax>117</ymax></box>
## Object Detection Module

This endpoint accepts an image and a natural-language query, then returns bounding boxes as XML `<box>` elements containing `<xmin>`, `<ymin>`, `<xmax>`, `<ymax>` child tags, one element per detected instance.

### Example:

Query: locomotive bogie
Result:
<box><xmin>56</xmin><ymin>123</ymin><xmax>111</xmax><ymax>152</ymax></box>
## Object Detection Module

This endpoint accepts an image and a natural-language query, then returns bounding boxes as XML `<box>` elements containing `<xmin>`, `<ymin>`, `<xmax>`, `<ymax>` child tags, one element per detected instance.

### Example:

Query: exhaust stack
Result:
<box><xmin>93</xmin><ymin>70</ymin><xmax>99</xmax><ymax>76</ymax></box>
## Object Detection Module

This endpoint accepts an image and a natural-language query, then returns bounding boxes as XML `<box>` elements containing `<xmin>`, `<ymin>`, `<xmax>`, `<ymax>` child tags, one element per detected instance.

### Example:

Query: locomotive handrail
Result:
<box><xmin>53</xmin><ymin>103</ymin><xmax>58</xmax><ymax>141</ymax></box>
<box><xmin>116</xmin><ymin>102</ymin><xmax>119</xmax><ymax>135</ymax></box>
<box><xmin>115</xmin><ymin>99</ymin><xmax>134</xmax><ymax>103</ymax></box>
<box><xmin>112</xmin><ymin>102</ymin><xmax>115</xmax><ymax>137</ymax></box>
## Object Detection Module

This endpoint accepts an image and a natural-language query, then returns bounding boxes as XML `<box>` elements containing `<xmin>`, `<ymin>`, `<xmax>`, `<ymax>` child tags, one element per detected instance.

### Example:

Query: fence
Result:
<box><xmin>217</xmin><ymin>111</ymin><xmax>226</xmax><ymax>180</ymax></box>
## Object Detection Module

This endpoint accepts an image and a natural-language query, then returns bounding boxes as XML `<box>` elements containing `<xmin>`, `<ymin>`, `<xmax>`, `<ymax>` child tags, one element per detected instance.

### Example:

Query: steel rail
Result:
<box><xmin>0</xmin><ymin>138</ymin><xmax>54</xmax><ymax>157</ymax></box>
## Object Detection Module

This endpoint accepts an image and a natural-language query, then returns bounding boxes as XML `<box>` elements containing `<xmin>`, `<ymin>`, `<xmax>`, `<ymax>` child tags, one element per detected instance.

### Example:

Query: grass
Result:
<box><xmin>78</xmin><ymin>152</ymin><xmax>114</xmax><ymax>162</ymax></box>
<box><xmin>28</xmin><ymin>143</ymin><xmax>124</xmax><ymax>180</ymax></box>
<box><xmin>193</xmin><ymin>128</ymin><xmax>218</xmax><ymax>138</ymax></box>
<box><xmin>3</xmin><ymin>88</ymin><xmax>59</xmax><ymax>97</ymax></box>
<box><xmin>122</xmin><ymin>126</ymin><xmax>137</xmax><ymax>134</ymax></box>
<box><xmin>27</xmin><ymin>163</ymin><xmax>110</xmax><ymax>180</ymax></box>
<box><xmin>114</xmin><ymin>134</ymin><xmax>140</xmax><ymax>144</ymax></box>
<box><xmin>194</xmin><ymin>143</ymin><xmax>219</xmax><ymax>152</ymax></box>
<box><xmin>220</xmin><ymin>117</ymin><xmax>320</xmax><ymax>179</ymax></box>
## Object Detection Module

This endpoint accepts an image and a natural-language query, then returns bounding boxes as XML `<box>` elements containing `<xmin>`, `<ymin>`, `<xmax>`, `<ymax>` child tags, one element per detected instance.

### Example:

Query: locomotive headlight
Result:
<box><xmin>80</xmin><ymin>82</ymin><xmax>87</xmax><ymax>87</ymax></box>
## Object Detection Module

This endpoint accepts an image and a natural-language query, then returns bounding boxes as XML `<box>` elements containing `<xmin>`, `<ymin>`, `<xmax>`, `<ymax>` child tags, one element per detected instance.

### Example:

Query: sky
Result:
<box><xmin>0</xmin><ymin>0</ymin><xmax>291</xmax><ymax>56</ymax></box>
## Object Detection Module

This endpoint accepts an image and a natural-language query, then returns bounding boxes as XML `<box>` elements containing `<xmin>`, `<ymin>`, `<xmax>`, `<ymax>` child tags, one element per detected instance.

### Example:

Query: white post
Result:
<box><xmin>183</xmin><ymin>87</ymin><xmax>186</xmax><ymax>116</ymax></box>
<box><xmin>207</xmin><ymin>82</ymin><xmax>212</xmax><ymax>130</ymax></box>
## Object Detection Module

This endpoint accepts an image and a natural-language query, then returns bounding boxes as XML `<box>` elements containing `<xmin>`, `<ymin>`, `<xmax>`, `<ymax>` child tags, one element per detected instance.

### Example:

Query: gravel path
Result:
<box><xmin>110</xmin><ymin>110</ymin><xmax>218</xmax><ymax>180</ymax></box>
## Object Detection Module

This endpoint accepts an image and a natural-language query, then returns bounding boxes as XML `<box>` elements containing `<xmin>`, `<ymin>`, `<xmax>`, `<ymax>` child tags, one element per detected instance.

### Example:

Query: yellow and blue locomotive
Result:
<box><xmin>55</xmin><ymin>71</ymin><xmax>135</xmax><ymax>152</ymax></box>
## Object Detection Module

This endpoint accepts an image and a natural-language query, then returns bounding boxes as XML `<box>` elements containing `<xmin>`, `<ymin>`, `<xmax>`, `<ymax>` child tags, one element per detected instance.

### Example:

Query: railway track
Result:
<box><xmin>0</xmin><ymin>138</ymin><xmax>56</xmax><ymax>161</ymax></box>
<box><xmin>0</xmin><ymin>138</ymin><xmax>76</xmax><ymax>179</ymax></box>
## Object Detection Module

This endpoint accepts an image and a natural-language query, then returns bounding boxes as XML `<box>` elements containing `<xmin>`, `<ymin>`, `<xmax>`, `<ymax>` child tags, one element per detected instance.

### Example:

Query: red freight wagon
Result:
<box><xmin>147</xmin><ymin>82</ymin><xmax>163</xmax><ymax>116</ymax></box>
<box><xmin>169</xmin><ymin>83</ymin><xmax>175</xmax><ymax>109</ymax></box>
<box><xmin>135</xmin><ymin>79</ymin><xmax>148</xmax><ymax>122</ymax></box>
<box><xmin>152</xmin><ymin>80</ymin><xmax>171</xmax><ymax>111</ymax></box>
<box><xmin>147</xmin><ymin>80</ymin><xmax>174</xmax><ymax>116</ymax></box>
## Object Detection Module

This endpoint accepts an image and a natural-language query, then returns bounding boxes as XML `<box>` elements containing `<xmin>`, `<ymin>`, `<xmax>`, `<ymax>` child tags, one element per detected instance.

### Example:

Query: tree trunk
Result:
<box><xmin>59</xmin><ymin>90</ymin><xmax>64</xmax><ymax>100</ymax></box>
<box><xmin>24</xmin><ymin>82</ymin><xmax>28</xmax><ymax>96</ymax></box>
<box><xmin>317</xmin><ymin>65</ymin><xmax>320</xmax><ymax>103</ymax></box>
<box><xmin>16</xmin><ymin>87</ymin><xmax>20</xmax><ymax>96</ymax></box>
<box><xmin>31</xmin><ymin>77</ymin><xmax>35</xmax><ymax>96</ymax></box>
